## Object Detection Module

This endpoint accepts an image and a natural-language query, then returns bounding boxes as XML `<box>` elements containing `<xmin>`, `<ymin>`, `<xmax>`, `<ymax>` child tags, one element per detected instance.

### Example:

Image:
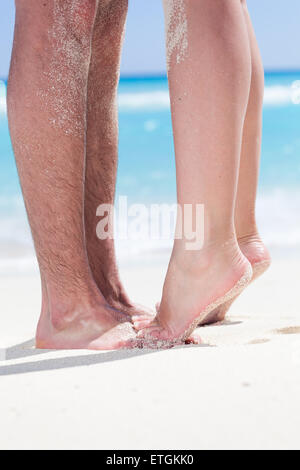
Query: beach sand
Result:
<box><xmin>0</xmin><ymin>249</ymin><xmax>300</xmax><ymax>450</ymax></box>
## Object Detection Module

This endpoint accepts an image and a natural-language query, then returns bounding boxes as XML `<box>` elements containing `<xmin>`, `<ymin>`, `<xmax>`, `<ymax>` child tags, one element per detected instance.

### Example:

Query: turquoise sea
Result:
<box><xmin>0</xmin><ymin>71</ymin><xmax>300</xmax><ymax>273</ymax></box>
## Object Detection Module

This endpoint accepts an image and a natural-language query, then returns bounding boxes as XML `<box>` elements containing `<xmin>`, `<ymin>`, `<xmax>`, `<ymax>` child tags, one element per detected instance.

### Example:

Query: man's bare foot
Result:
<box><xmin>36</xmin><ymin>293</ymin><xmax>137</xmax><ymax>351</ymax></box>
<box><xmin>86</xmin><ymin>231</ymin><xmax>154</xmax><ymax>322</ymax></box>
<box><xmin>199</xmin><ymin>232</ymin><xmax>271</xmax><ymax>325</ymax></box>
<box><xmin>88</xmin><ymin>258</ymin><xmax>155</xmax><ymax>322</ymax></box>
<box><xmin>137</xmin><ymin>240</ymin><xmax>252</xmax><ymax>348</ymax></box>
<box><xmin>105</xmin><ymin>288</ymin><xmax>155</xmax><ymax>322</ymax></box>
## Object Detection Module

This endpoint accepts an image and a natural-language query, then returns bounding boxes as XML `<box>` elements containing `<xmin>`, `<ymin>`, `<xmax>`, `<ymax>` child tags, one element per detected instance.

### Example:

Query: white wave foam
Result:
<box><xmin>264</xmin><ymin>83</ymin><xmax>300</xmax><ymax>106</ymax></box>
<box><xmin>118</xmin><ymin>84</ymin><xmax>300</xmax><ymax>111</ymax></box>
<box><xmin>1</xmin><ymin>81</ymin><xmax>299</xmax><ymax>114</ymax></box>
<box><xmin>0</xmin><ymin>188</ymin><xmax>300</xmax><ymax>274</ymax></box>
<box><xmin>118</xmin><ymin>91</ymin><xmax>170</xmax><ymax>111</ymax></box>
<box><xmin>0</xmin><ymin>81</ymin><xmax>7</xmax><ymax>115</ymax></box>
<box><xmin>256</xmin><ymin>188</ymin><xmax>300</xmax><ymax>246</ymax></box>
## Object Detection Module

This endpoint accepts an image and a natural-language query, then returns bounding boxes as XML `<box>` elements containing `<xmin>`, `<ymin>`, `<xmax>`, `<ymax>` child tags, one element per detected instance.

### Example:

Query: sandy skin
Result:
<box><xmin>8</xmin><ymin>0</ymin><xmax>269</xmax><ymax>352</ymax></box>
<box><xmin>134</xmin><ymin>0</ymin><xmax>269</xmax><ymax>348</ymax></box>
<box><xmin>7</xmin><ymin>0</ymin><xmax>153</xmax><ymax>353</ymax></box>
<box><xmin>133</xmin><ymin>235</ymin><xmax>271</xmax><ymax>332</ymax></box>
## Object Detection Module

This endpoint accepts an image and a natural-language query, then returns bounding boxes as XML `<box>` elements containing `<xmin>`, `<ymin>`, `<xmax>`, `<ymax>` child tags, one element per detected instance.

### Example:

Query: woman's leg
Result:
<box><xmin>8</xmin><ymin>0</ymin><xmax>135</xmax><ymax>350</ymax></box>
<box><xmin>235</xmin><ymin>0</ymin><xmax>271</xmax><ymax>274</ymax></box>
<box><xmin>201</xmin><ymin>1</ymin><xmax>271</xmax><ymax>326</ymax></box>
<box><xmin>85</xmin><ymin>0</ymin><xmax>152</xmax><ymax>320</ymax></box>
<box><xmin>139</xmin><ymin>0</ymin><xmax>253</xmax><ymax>343</ymax></box>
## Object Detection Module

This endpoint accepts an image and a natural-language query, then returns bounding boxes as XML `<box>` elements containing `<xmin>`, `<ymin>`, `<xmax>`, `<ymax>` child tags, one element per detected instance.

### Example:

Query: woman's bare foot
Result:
<box><xmin>238</xmin><ymin>232</ymin><xmax>271</xmax><ymax>280</ymax></box>
<box><xmin>36</xmin><ymin>289</ymin><xmax>137</xmax><ymax>351</ymax></box>
<box><xmin>134</xmin><ymin>232</ymin><xmax>271</xmax><ymax>332</ymax></box>
<box><xmin>199</xmin><ymin>232</ymin><xmax>271</xmax><ymax>325</ymax></box>
<box><xmin>137</xmin><ymin>240</ymin><xmax>252</xmax><ymax>348</ymax></box>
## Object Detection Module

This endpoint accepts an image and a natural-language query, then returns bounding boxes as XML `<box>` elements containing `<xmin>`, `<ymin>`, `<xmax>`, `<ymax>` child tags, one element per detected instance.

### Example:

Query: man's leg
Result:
<box><xmin>7</xmin><ymin>0</ymin><xmax>135</xmax><ymax>350</ymax></box>
<box><xmin>85</xmin><ymin>0</ymin><xmax>152</xmax><ymax>318</ymax></box>
<box><xmin>235</xmin><ymin>0</ymin><xmax>271</xmax><ymax>273</ymax></box>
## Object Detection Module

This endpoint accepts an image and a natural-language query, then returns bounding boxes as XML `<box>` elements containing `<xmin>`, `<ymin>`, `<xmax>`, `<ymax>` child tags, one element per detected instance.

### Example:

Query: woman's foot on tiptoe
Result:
<box><xmin>137</xmin><ymin>239</ymin><xmax>252</xmax><ymax>348</ymax></box>
<box><xmin>238</xmin><ymin>232</ymin><xmax>271</xmax><ymax>281</ymax></box>
<box><xmin>134</xmin><ymin>232</ymin><xmax>271</xmax><ymax>332</ymax></box>
<box><xmin>198</xmin><ymin>232</ymin><xmax>272</xmax><ymax>326</ymax></box>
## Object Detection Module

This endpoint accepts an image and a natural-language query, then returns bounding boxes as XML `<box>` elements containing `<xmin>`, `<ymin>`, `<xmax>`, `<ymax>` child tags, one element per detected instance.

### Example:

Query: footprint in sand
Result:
<box><xmin>274</xmin><ymin>326</ymin><xmax>300</xmax><ymax>336</ymax></box>
<box><xmin>248</xmin><ymin>326</ymin><xmax>300</xmax><ymax>346</ymax></box>
<box><xmin>248</xmin><ymin>338</ymin><xmax>271</xmax><ymax>345</ymax></box>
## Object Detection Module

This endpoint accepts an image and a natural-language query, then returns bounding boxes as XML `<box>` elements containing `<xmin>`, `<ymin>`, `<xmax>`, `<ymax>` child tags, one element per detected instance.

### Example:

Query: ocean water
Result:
<box><xmin>0</xmin><ymin>72</ymin><xmax>300</xmax><ymax>274</ymax></box>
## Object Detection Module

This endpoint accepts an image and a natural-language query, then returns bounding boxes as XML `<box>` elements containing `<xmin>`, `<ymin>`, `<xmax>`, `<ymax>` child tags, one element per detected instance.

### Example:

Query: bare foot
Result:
<box><xmin>238</xmin><ymin>233</ymin><xmax>271</xmax><ymax>280</ymax></box>
<box><xmin>107</xmin><ymin>295</ymin><xmax>155</xmax><ymax>323</ymax></box>
<box><xmin>36</xmin><ymin>296</ymin><xmax>137</xmax><ymax>351</ymax></box>
<box><xmin>90</xmin><ymin>271</ymin><xmax>155</xmax><ymax>323</ymax></box>
<box><xmin>199</xmin><ymin>232</ymin><xmax>271</xmax><ymax>325</ymax></box>
<box><xmin>135</xmin><ymin>232</ymin><xmax>271</xmax><ymax>332</ymax></box>
<box><xmin>137</xmin><ymin>240</ymin><xmax>252</xmax><ymax>348</ymax></box>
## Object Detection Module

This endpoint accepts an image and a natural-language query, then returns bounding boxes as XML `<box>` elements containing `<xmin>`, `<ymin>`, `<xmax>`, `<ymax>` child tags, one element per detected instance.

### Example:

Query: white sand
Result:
<box><xmin>0</xmin><ymin>250</ymin><xmax>300</xmax><ymax>450</ymax></box>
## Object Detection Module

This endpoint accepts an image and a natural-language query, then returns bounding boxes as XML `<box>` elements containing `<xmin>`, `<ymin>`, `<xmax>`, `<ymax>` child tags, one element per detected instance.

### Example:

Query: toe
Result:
<box><xmin>88</xmin><ymin>322</ymin><xmax>137</xmax><ymax>350</ymax></box>
<box><xmin>185</xmin><ymin>332</ymin><xmax>202</xmax><ymax>345</ymax></box>
<box><xmin>137</xmin><ymin>325</ymin><xmax>162</xmax><ymax>339</ymax></box>
<box><xmin>133</xmin><ymin>319</ymin><xmax>152</xmax><ymax>331</ymax></box>
<box><xmin>132</xmin><ymin>314</ymin><xmax>154</xmax><ymax>323</ymax></box>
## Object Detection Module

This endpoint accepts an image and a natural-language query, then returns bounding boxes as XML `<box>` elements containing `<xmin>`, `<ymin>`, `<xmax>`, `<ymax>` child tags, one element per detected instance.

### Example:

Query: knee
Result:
<box><xmin>16</xmin><ymin>0</ymin><xmax>97</xmax><ymax>44</ymax></box>
<box><xmin>94</xmin><ymin>0</ymin><xmax>128</xmax><ymax>34</ymax></box>
<box><xmin>53</xmin><ymin>0</ymin><xmax>98</xmax><ymax>44</ymax></box>
<box><xmin>93</xmin><ymin>0</ymin><xmax>128</xmax><ymax>55</ymax></box>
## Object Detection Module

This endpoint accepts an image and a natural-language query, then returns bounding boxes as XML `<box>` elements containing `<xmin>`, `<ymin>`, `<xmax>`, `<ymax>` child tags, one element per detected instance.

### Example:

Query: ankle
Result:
<box><xmin>174</xmin><ymin>233</ymin><xmax>238</xmax><ymax>256</ymax></box>
<box><xmin>90</xmin><ymin>266</ymin><xmax>132</xmax><ymax>308</ymax></box>
<box><xmin>46</xmin><ymin>297</ymin><xmax>97</xmax><ymax>332</ymax></box>
<box><xmin>41</xmin><ymin>280</ymin><xmax>106</xmax><ymax>330</ymax></box>
<box><xmin>235</xmin><ymin>212</ymin><xmax>257</xmax><ymax>242</ymax></box>
<box><xmin>237</xmin><ymin>227</ymin><xmax>260</xmax><ymax>244</ymax></box>
<box><xmin>171</xmin><ymin>236</ymin><xmax>246</xmax><ymax>277</ymax></box>
<box><xmin>104</xmin><ymin>283</ymin><xmax>133</xmax><ymax>310</ymax></box>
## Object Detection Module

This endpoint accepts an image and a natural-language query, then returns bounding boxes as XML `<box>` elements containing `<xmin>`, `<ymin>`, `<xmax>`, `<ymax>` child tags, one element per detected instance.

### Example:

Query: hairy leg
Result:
<box><xmin>8</xmin><ymin>0</ymin><xmax>136</xmax><ymax>350</ymax></box>
<box><xmin>138</xmin><ymin>0</ymin><xmax>252</xmax><ymax>346</ymax></box>
<box><xmin>85</xmin><ymin>0</ymin><xmax>153</xmax><ymax>320</ymax></box>
<box><xmin>235</xmin><ymin>0</ymin><xmax>271</xmax><ymax>274</ymax></box>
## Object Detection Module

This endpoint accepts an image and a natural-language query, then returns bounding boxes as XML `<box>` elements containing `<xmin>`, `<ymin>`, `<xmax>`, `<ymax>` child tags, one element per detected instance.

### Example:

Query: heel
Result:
<box><xmin>183</xmin><ymin>263</ymin><xmax>253</xmax><ymax>340</ymax></box>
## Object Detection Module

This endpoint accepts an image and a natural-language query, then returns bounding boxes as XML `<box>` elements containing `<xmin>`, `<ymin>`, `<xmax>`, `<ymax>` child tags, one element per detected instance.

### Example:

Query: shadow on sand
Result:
<box><xmin>0</xmin><ymin>338</ymin><xmax>211</xmax><ymax>377</ymax></box>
